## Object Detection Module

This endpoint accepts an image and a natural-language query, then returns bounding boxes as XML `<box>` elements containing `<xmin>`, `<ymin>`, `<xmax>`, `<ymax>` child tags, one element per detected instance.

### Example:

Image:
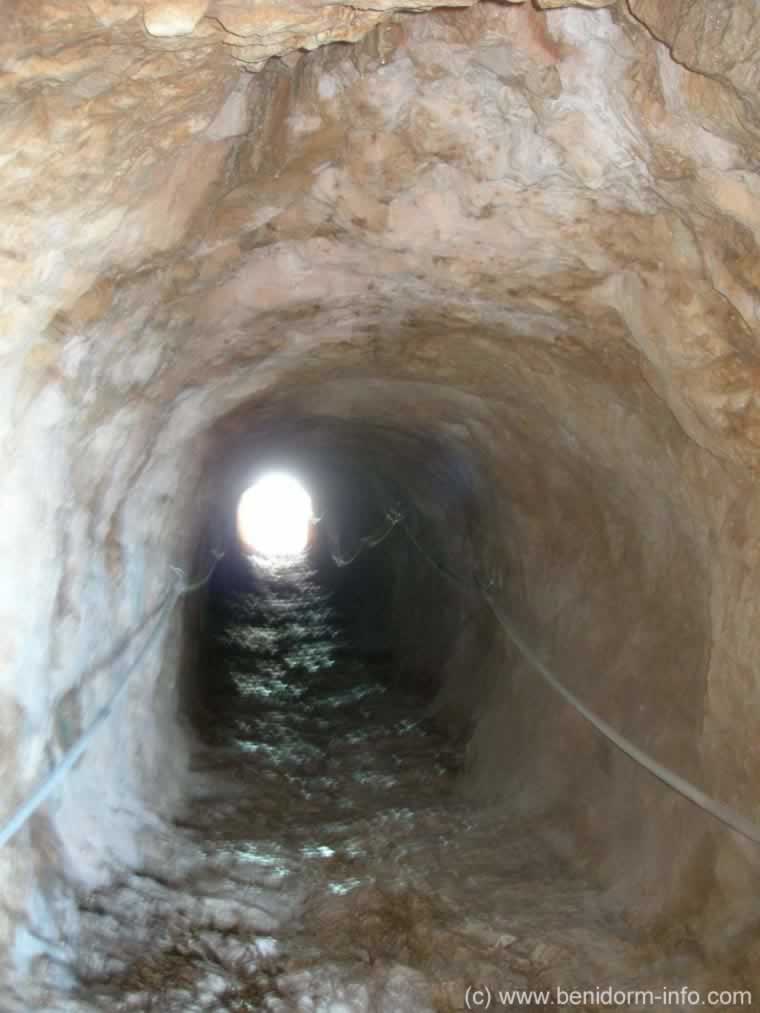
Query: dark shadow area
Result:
<box><xmin>193</xmin><ymin>537</ymin><xmax>401</xmax><ymax>743</ymax></box>
<box><xmin>180</xmin><ymin>398</ymin><xmax>494</xmax><ymax>751</ymax></box>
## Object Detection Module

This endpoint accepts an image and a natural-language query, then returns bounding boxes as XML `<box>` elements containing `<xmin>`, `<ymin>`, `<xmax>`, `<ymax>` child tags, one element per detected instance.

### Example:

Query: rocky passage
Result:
<box><xmin>6</xmin><ymin>0</ymin><xmax>760</xmax><ymax>998</ymax></box>
<box><xmin>61</xmin><ymin>560</ymin><xmax>730</xmax><ymax>1013</ymax></box>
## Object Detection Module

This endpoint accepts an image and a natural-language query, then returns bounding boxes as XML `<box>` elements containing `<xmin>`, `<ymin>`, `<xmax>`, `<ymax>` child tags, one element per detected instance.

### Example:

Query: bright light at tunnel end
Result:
<box><xmin>237</xmin><ymin>472</ymin><xmax>313</xmax><ymax>558</ymax></box>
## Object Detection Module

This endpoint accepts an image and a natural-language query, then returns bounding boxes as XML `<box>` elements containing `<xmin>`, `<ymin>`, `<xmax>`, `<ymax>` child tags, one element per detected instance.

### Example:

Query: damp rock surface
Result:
<box><xmin>65</xmin><ymin>564</ymin><xmax>722</xmax><ymax>1012</ymax></box>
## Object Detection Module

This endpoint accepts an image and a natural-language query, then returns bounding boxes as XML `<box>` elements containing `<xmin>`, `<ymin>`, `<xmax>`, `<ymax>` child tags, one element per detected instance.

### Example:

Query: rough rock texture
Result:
<box><xmin>2</xmin><ymin>0</ymin><xmax>760</xmax><ymax>1001</ymax></box>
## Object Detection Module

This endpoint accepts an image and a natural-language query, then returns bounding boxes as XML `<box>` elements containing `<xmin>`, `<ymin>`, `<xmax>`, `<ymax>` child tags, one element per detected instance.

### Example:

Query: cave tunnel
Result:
<box><xmin>2</xmin><ymin>1</ymin><xmax>760</xmax><ymax>1009</ymax></box>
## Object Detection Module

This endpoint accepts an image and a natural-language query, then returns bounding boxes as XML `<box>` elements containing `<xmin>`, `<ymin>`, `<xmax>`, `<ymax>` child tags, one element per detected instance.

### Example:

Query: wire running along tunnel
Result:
<box><xmin>3</xmin><ymin>1</ymin><xmax>760</xmax><ymax>1010</ymax></box>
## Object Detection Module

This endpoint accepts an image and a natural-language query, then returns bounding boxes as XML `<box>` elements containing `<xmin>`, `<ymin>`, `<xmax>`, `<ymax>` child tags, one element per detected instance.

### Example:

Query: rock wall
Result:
<box><xmin>3</xmin><ymin>0</ymin><xmax>760</xmax><ymax>993</ymax></box>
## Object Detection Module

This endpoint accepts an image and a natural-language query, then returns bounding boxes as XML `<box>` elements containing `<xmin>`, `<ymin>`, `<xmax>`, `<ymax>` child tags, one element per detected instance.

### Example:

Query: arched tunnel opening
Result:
<box><xmin>169</xmin><ymin>382</ymin><xmax>718</xmax><ymax>1008</ymax></box>
<box><xmin>3</xmin><ymin>1</ymin><xmax>760</xmax><ymax>1010</ymax></box>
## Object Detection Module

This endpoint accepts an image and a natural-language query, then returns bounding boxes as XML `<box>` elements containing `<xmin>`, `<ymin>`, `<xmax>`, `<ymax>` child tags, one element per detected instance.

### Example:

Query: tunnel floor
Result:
<box><xmin>71</xmin><ymin>561</ymin><xmax>715</xmax><ymax>1012</ymax></box>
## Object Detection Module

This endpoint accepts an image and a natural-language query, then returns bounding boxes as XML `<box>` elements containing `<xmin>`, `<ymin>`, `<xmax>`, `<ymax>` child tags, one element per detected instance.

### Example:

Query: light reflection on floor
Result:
<box><xmin>68</xmin><ymin>560</ymin><xmax>718</xmax><ymax>1013</ymax></box>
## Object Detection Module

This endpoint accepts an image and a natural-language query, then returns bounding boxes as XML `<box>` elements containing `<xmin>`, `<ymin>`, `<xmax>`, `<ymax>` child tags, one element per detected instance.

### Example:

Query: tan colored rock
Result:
<box><xmin>628</xmin><ymin>0</ymin><xmax>760</xmax><ymax>127</ymax></box>
<box><xmin>143</xmin><ymin>0</ymin><xmax>209</xmax><ymax>36</ymax></box>
<box><xmin>135</xmin><ymin>0</ymin><xmax>622</xmax><ymax>64</ymax></box>
<box><xmin>89</xmin><ymin>0</ymin><xmax>142</xmax><ymax>25</ymax></box>
<box><xmin>537</xmin><ymin>0</ymin><xmax>615</xmax><ymax>7</ymax></box>
<box><xmin>3</xmin><ymin>0</ymin><xmax>760</xmax><ymax>1006</ymax></box>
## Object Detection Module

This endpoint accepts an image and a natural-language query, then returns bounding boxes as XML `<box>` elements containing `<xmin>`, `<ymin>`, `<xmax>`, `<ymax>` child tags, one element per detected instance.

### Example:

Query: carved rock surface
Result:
<box><xmin>2</xmin><ymin>0</ymin><xmax>760</xmax><ymax>1005</ymax></box>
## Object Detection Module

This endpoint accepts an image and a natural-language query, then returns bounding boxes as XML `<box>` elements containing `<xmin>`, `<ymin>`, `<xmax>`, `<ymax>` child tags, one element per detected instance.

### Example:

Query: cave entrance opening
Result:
<box><xmin>236</xmin><ymin>471</ymin><xmax>314</xmax><ymax>559</ymax></box>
